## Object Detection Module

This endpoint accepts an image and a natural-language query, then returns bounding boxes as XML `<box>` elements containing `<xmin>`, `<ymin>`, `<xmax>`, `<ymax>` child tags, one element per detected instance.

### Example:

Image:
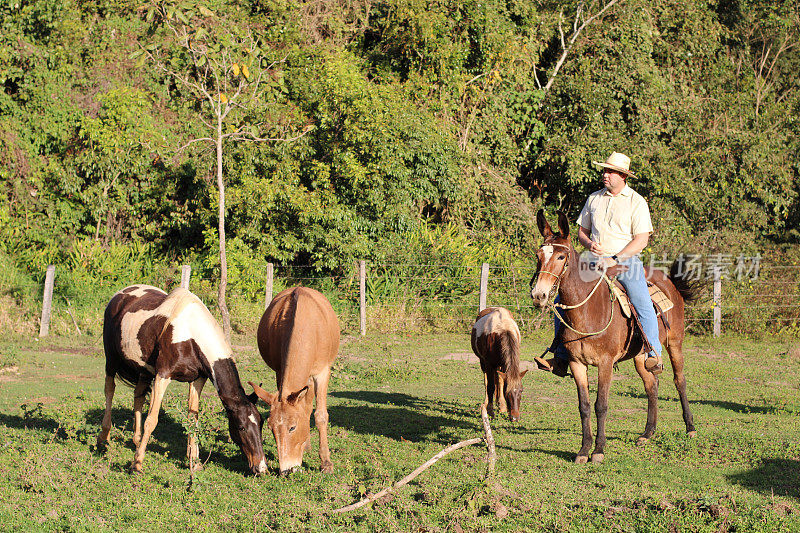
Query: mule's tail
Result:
<box><xmin>669</xmin><ymin>259</ymin><xmax>702</xmax><ymax>304</ymax></box>
<box><xmin>499</xmin><ymin>329</ymin><xmax>522</xmax><ymax>381</ymax></box>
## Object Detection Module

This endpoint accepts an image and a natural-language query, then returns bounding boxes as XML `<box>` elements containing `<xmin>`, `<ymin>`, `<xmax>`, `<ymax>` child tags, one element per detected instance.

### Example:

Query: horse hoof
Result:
<box><xmin>575</xmin><ymin>455</ymin><xmax>589</xmax><ymax>464</ymax></box>
<box><xmin>320</xmin><ymin>461</ymin><xmax>334</xmax><ymax>474</ymax></box>
<box><xmin>591</xmin><ymin>453</ymin><xmax>604</xmax><ymax>464</ymax></box>
<box><xmin>687</xmin><ymin>430</ymin><xmax>697</xmax><ymax>438</ymax></box>
<box><xmin>636</xmin><ymin>437</ymin><xmax>650</xmax><ymax>447</ymax></box>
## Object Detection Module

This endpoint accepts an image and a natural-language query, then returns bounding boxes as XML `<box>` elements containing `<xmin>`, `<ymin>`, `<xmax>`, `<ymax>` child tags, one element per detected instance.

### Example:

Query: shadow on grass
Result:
<box><xmin>0</xmin><ymin>406</ymin><xmax>257</xmax><ymax>476</ymax></box>
<box><xmin>617</xmin><ymin>389</ymin><xmax>791</xmax><ymax>415</ymax></box>
<box><xmin>329</xmin><ymin>391</ymin><xmax>479</xmax><ymax>443</ymax></box>
<box><xmin>728</xmin><ymin>458</ymin><xmax>800</xmax><ymax>500</ymax></box>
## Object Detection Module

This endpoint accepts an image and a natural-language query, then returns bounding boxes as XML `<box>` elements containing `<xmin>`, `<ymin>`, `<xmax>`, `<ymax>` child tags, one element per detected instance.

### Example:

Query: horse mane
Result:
<box><xmin>668</xmin><ymin>260</ymin><xmax>702</xmax><ymax>303</ymax></box>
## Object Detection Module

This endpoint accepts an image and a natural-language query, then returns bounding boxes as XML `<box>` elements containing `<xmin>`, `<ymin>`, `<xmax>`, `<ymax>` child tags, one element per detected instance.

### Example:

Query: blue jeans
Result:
<box><xmin>553</xmin><ymin>257</ymin><xmax>661</xmax><ymax>361</ymax></box>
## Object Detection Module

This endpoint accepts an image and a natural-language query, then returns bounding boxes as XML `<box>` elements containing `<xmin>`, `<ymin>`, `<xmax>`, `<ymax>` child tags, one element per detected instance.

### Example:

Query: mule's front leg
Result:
<box><xmin>313</xmin><ymin>369</ymin><xmax>334</xmax><ymax>473</ymax></box>
<box><xmin>132</xmin><ymin>375</ymin><xmax>170</xmax><ymax>474</ymax></box>
<box><xmin>591</xmin><ymin>361</ymin><xmax>614</xmax><ymax>463</ymax></box>
<box><xmin>634</xmin><ymin>354</ymin><xmax>659</xmax><ymax>445</ymax></box>
<box><xmin>571</xmin><ymin>362</ymin><xmax>593</xmax><ymax>464</ymax></box>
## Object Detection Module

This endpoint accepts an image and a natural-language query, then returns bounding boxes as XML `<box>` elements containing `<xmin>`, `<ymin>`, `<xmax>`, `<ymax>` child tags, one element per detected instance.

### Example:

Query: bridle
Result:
<box><xmin>531</xmin><ymin>242</ymin><xmax>618</xmax><ymax>337</ymax></box>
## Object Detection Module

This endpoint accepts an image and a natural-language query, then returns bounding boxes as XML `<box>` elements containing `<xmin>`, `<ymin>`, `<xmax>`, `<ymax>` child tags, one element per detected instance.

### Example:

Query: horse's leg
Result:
<box><xmin>96</xmin><ymin>375</ymin><xmax>116</xmax><ymax>449</ymax></box>
<box><xmin>592</xmin><ymin>359</ymin><xmax>614</xmax><ymax>463</ymax></box>
<box><xmin>485</xmin><ymin>368</ymin><xmax>498</xmax><ymax>419</ymax></box>
<box><xmin>634</xmin><ymin>354</ymin><xmax>659</xmax><ymax>445</ymax></box>
<box><xmin>496</xmin><ymin>372</ymin><xmax>508</xmax><ymax>414</ymax></box>
<box><xmin>131</xmin><ymin>375</ymin><xmax>171</xmax><ymax>474</ymax></box>
<box><xmin>570</xmin><ymin>361</ymin><xmax>593</xmax><ymax>464</ymax></box>
<box><xmin>186</xmin><ymin>377</ymin><xmax>207</xmax><ymax>471</ymax></box>
<box><xmin>131</xmin><ymin>376</ymin><xmax>150</xmax><ymax>447</ymax></box>
<box><xmin>313</xmin><ymin>367</ymin><xmax>334</xmax><ymax>473</ymax></box>
<box><xmin>666</xmin><ymin>341</ymin><xmax>696</xmax><ymax>436</ymax></box>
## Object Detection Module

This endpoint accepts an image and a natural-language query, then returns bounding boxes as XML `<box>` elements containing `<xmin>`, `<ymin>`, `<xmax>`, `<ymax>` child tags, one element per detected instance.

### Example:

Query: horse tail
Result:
<box><xmin>499</xmin><ymin>328</ymin><xmax>522</xmax><ymax>382</ymax></box>
<box><xmin>668</xmin><ymin>259</ymin><xmax>702</xmax><ymax>304</ymax></box>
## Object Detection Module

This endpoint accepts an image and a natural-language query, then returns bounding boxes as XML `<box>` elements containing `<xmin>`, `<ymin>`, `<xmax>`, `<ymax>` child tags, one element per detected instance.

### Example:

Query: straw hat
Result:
<box><xmin>592</xmin><ymin>152</ymin><xmax>636</xmax><ymax>178</ymax></box>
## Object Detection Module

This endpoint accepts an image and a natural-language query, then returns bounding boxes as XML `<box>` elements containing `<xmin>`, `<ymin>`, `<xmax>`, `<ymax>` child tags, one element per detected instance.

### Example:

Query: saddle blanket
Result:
<box><xmin>611</xmin><ymin>281</ymin><xmax>674</xmax><ymax>318</ymax></box>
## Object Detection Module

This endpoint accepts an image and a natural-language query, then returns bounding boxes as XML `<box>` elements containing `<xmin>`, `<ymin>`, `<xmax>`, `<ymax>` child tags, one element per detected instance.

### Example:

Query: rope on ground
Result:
<box><xmin>329</xmin><ymin>404</ymin><xmax>497</xmax><ymax>515</ymax></box>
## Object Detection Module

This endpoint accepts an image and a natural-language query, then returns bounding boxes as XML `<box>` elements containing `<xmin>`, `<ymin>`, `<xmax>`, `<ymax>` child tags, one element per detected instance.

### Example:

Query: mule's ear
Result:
<box><xmin>556</xmin><ymin>211</ymin><xmax>570</xmax><ymax>238</ymax></box>
<box><xmin>248</xmin><ymin>381</ymin><xmax>277</xmax><ymax>406</ymax></box>
<box><xmin>286</xmin><ymin>386</ymin><xmax>309</xmax><ymax>406</ymax></box>
<box><xmin>520</xmin><ymin>369</ymin><xmax>529</xmax><ymax>379</ymax></box>
<box><xmin>536</xmin><ymin>209</ymin><xmax>553</xmax><ymax>238</ymax></box>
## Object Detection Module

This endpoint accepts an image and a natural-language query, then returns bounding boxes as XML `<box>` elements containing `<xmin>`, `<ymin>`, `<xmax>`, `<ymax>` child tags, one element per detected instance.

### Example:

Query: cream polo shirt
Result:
<box><xmin>577</xmin><ymin>184</ymin><xmax>653</xmax><ymax>256</ymax></box>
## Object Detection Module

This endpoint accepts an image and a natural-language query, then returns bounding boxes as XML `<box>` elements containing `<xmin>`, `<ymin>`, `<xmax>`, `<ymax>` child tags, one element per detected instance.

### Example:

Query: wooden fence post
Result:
<box><xmin>713</xmin><ymin>266</ymin><xmax>721</xmax><ymax>337</ymax></box>
<box><xmin>359</xmin><ymin>260</ymin><xmax>366</xmax><ymax>336</ymax></box>
<box><xmin>265</xmin><ymin>263</ymin><xmax>274</xmax><ymax>310</ymax></box>
<box><xmin>180</xmin><ymin>265</ymin><xmax>191</xmax><ymax>289</ymax></box>
<box><xmin>479</xmin><ymin>263</ymin><xmax>489</xmax><ymax>311</ymax></box>
<box><xmin>39</xmin><ymin>265</ymin><xmax>56</xmax><ymax>338</ymax></box>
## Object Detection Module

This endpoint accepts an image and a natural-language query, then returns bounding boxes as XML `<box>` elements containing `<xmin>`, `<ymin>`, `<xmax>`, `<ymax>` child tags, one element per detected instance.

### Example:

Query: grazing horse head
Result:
<box><xmin>249</xmin><ymin>382</ymin><xmax>312</xmax><ymax>475</ymax></box>
<box><xmin>530</xmin><ymin>209</ymin><xmax>573</xmax><ymax>308</ymax></box>
<box><xmin>496</xmin><ymin>369</ymin><xmax>527</xmax><ymax>422</ymax></box>
<box><xmin>221</xmin><ymin>381</ymin><xmax>267</xmax><ymax>475</ymax></box>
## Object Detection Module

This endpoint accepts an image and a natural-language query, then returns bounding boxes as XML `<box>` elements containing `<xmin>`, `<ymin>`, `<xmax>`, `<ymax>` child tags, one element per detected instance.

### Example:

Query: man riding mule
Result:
<box><xmin>535</xmin><ymin>151</ymin><xmax>664</xmax><ymax>377</ymax></box>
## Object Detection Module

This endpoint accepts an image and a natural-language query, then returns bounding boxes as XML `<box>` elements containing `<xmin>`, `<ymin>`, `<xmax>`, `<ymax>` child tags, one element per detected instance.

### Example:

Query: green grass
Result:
<box><xmin>0</xmin><ymin>331</ymin><xmax>799</xmax><ymax>531</ymax></box>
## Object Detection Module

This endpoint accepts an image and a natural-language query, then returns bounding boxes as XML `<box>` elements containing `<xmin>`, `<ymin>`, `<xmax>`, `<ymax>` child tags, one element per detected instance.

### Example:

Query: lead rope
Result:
<box><xmin>548</xmin><ymin>273</ymin><xmax>618</xmax><ymax>337</ymax></box>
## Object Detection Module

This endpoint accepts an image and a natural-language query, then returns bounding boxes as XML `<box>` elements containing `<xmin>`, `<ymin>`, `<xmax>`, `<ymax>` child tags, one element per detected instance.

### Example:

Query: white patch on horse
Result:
<box><xmin>169</xmin><ymin>292</ymin><xmax>232</xmax><ymax>375</ymax></box>
<box><xmin>473</xmin><ymin>308</ymin><xmax>521</xmax><ymax>342</ymax></box>
<box><xmin>248</xmin><ymin>414</ymin><xmax>258</xmax><ymax>426</ymax></box>
<box><xmin>541</xmin><ymin>245</ymin><xmax>554</xmax><ymax>264</ymax></box>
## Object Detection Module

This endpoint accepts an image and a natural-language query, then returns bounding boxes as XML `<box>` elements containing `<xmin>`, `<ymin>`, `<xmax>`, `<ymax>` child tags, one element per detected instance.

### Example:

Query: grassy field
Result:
<box><xmin>0</xmin><ymin>330</ymin><xmax>799</xmax><ymax>532</ymax></box>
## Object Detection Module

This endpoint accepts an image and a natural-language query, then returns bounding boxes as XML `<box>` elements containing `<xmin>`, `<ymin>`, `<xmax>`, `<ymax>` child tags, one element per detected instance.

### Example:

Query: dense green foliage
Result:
<box><xmin>1</xmin><ymin>0</ymin><xmax>799</xmax><ymax>286</ymax></box>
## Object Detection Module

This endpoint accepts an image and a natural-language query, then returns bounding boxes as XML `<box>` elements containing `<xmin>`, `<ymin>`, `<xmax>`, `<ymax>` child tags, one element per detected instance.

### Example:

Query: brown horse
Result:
<box><xmin>529</xmin><ymin>211</ymin><xmax>697</xmax><ymax>464</ymax></box>
<box><xmin>471</xmin><ymin>307</ymin><xmax>528</xmax><ymax>421</ymax></box>
<box><xmin>98</xmin><ymin>285</ymin><xmax>267</xmax><ymax>474</ymax></box>
<box><xmin>249</xmin><ymin>287</ymin><xmax>339</xmax><ymax>475</ymax></box>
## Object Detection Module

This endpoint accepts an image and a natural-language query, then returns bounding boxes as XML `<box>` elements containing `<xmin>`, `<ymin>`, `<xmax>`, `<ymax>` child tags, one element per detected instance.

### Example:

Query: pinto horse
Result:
<box><xmin>249</xmin><ymin>287</ymin><xmax>339</xmax><ymax>475</ymax></box>
<box><xmin>471</xmin><ymin>307</ymin><xmax>528</xmax><ymax>421</ymax></box>
<box><xmin>97</xmin><ymin>285</ymin><xmax>267</xmax><ymax>475</ymax></box>
<box><xmin>529</xmin><ymin>211</ymin><xmax>697</xmax><ymax>464</ymax></box>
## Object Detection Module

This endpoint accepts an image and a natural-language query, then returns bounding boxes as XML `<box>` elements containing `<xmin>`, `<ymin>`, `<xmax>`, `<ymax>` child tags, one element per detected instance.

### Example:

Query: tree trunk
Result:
<box><xmin>216</xmin><ymin>124</ymin><xmax>232</xmax><ymax>340</ymax></box>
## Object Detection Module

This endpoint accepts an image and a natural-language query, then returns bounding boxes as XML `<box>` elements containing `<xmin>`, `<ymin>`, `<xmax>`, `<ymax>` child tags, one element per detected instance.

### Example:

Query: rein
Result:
<box><xmin>534</xmin><ymin>243</ymin><xmax>619</xmax><ymax>337</ymax></box>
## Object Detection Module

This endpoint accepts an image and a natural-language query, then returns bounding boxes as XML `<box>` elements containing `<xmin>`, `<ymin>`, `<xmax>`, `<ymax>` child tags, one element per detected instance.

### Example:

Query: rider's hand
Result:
<box><xmin>589</xmin><ymin>241</ymin><xmax>603</xmax><ymax>255</ymax></box>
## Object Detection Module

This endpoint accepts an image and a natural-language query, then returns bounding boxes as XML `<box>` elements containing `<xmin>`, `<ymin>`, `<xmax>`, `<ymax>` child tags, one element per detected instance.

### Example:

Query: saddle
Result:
<box><xmin>610</xmin><ymin>281</ymin><xmax>674</xmax><ymax>319</ymax></box>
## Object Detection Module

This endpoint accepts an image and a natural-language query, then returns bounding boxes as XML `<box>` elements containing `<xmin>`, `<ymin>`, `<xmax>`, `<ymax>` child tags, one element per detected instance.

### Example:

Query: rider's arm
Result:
<box><xmin>578</xmin><ymin>225</ymin><xmax>603</xmax><ymax>256</ymax></box>
<box><xmin>614</xmin><ymin>232</ymin><xmax>650</xmax><ymax>261</ymax></box>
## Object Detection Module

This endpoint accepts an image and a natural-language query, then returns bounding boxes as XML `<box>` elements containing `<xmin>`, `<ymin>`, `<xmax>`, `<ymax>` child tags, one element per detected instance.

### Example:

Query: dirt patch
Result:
<box><xmin>442</xmin><ymin>352</ymin><xmax>479</xmax><ymax>364</ymax></box>
<box><xmin>0</xmin><ymin>365</ymin><xmax>19</xmax><ymax>382</ymax></box>
<box><xmin>41</xmin><ymin>346</ymin><xmax>101</xmax><ymax>358</ymax></box>
<box><xmin>788</xmin><ymin>345</ymin><xmax>800</xmax><ymax>360</ymax></box>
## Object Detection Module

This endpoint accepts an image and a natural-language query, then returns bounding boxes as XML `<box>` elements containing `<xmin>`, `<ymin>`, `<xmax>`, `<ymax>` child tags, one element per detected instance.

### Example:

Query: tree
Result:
<box><xmin>136</xmin><ymin>1</ymin><xmax>310</xmax><ymax>338</ymax></box>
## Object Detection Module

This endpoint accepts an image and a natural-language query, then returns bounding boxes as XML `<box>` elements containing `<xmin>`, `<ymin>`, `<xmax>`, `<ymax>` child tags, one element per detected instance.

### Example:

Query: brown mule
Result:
<box><xmin>249</xmin><ymin>287</ymin><xmax>340</xmax><ymax>475</ymax></box>
<box><xmin>529</xmin><ymin>210</ymin><xmax>697</xmax><ymax>464</ymax></box>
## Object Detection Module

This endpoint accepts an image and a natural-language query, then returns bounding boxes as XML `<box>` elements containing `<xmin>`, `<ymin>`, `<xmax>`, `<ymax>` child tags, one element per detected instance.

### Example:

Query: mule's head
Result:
<box><xmin>249</xmin><ymin>381</ymin><xmax>312</xmax><ymax>476</ymax></box>
<box><xmin>530</xmin><ymin>209</ymin><xmax>572</xmax><ymax>309</ymax></box>
<box><xmin>226</xmin><ymin>397</ymin><xmax>267</xmax><ymax>475</ymax></box>
<box><xmin>497</xmin><ymin>370</ymin><xmax>528</xmax><ymax>422</ymax></box>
